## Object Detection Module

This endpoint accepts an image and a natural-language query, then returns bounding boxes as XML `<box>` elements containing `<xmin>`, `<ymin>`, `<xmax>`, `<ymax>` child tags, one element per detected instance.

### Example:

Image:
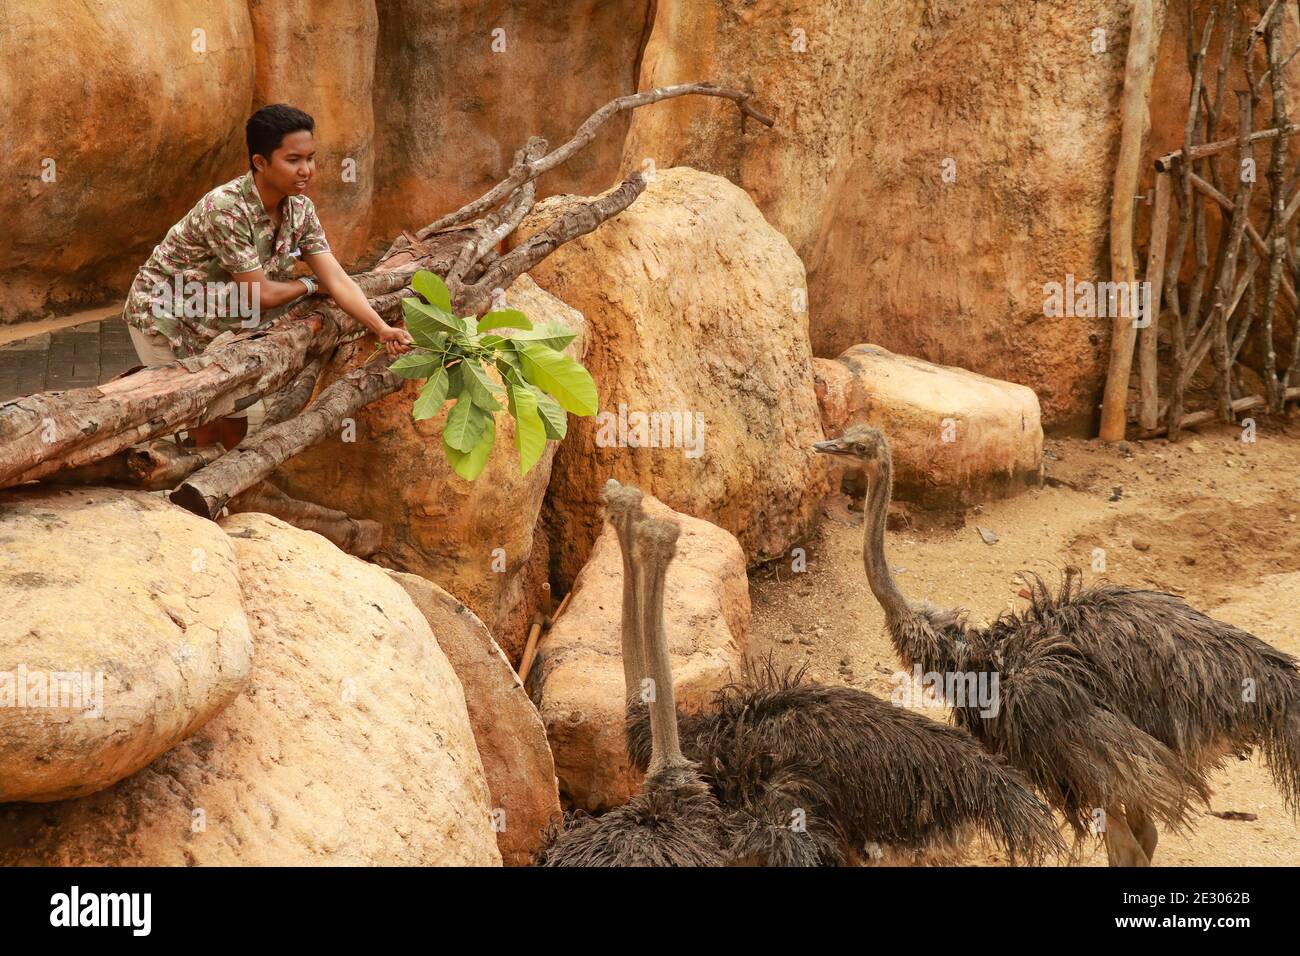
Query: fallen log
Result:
<box><xmin>169</xmin><ymin>175</ymin><xmax>650</xmax><ymax>518</ymax></box>
<box><xmin>170</xmin><ymin>362</ymin><xmax>404</xmax><ymax>520</ymax></box>
<box><xmin>226</xmin><ymin>481</ymin><xmax>382</xmax><ymax>557</ymax></box>
<box><xmin>0</xmin><ymin>83</ymin><xmax>767</xmax><ymax>493</ymax></box>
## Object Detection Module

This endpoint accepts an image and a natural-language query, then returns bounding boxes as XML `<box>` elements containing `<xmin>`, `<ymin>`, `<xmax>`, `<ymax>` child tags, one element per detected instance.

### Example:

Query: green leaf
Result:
<box><xmin>507</xmin><ymin>383</ymin><xmax>547</xmax><ymax>475</ymax></box>
<box><xmin>527</xmin><ymin>383</ymin><xmax>567</xmax><ymax>439</ymax></box>
<box><xmin>462</xmin><ymin>314</ymin><xmax>478</xmax><ymax>335</ymax></box>
<box><xmin>389</xmin><ymin>351</ymin><xmax>443</xmax><ymax>380</ymax></box>
<box><xmin>507</xmin><ymin>321</ymin><xmax>577</xmax><ymax>353</ymax></box>
<box><xmin>412</xmin><ymin>270</ymin><xmax>452</xmax><ymax>311</ymax></box>
<box><xmin>403</xmin><ymin>296</ymin><xmax>464</xmax><ymax>339</ymax></box>
<box><xmin>478</xmin><ymin>309</ymin><xmax>533</xmax><ymax>332</ymax></box>
<box><xmin>516</xmin><ymin>342</ymin><xmax>598</xmax><ymax>416</ymax></box>
<box><xmin>480</xmin><ymin>333</ymin><xmax>506</xmax><ymax>351</ymax></box>
<box><xmin>461</xmin><ymin>358</ymin><xmax>504</xmax><ymax>411</ymax></box>
<box><xmin>444</xmin><ymin>397</ymin><xmax>487</xmax><ymax>453</ymax></box>
<box><xmin>412</xmin><ymin>367</ymin><xmax>450</xmax><ymax>420</ymax></box>
<box><xmin>495</xmin><ymin>351</ymin><xmax>523</xmax><ymax>379</ymax></box>
<box><xmin>444</xmin><ymin>413</ymin><xmax>495</xmax><ymax>480</ymax></box>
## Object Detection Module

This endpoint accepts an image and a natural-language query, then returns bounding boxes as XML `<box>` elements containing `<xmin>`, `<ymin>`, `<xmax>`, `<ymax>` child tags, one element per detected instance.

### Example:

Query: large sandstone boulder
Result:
<box><xmin>815</xmin><ymin>345</ymin><xmax>1043</xmax><ymax>507</ymax></box>
<box><xmin>386</xmin><ymin>568</ymin><xmax>560</xmax><ymax>866</ymax></box>
<box><xmin>532</xmin><ymin>494</ymin><xmax>750</xmax><ymax>812</ymax></box>
<box><xmin>0</xmin><ymin>514</ymin><xmax>500</xmax><ymax>866</ymax></box>
<box><xmin>0</xmin><ymin>487</ymin><xmax>252</xmax><ymax>802</ymax></box>
<box><xmin>620</xmin><ymin>0</ymin><xmax>1173</xmax><ymax>432</ymax></box>
<box><xmin>276</xmin><ymin>275</ymin><xmax>584</xmax><ymax>660</ymax></box>
<box><xmin>0</xmin><ymin>0</ymin><xmax>253</xmax><ymax>323</ymax></box>
<box><xmin>514</xmin><ymin>166</ymin><xmax>829</xmax><ymax>589</ymax></box>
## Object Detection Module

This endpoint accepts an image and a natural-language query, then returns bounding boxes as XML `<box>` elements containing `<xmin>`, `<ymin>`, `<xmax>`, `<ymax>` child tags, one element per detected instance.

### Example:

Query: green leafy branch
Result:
<box><xmin>381</xmin><ymin>270</ymin><xmax>598</xmax><ymax>481</ymax></box>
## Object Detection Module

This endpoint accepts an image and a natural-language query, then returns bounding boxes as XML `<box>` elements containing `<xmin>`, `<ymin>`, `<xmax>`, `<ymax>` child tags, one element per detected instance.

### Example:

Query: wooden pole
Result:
<box><xmin>1138</xmin><ymin>171</ymin><xmax>1172</xmax><ymax>430</ymax></box>
<box><xmin>1101</xmin><ymin>0</ymin><xmax>1160</xmax><ymax>441</ymax></box>
<box><xmin>517</xmin><ymin>611</ymin><xmax>546</xmax><ymax>683</ymax></box>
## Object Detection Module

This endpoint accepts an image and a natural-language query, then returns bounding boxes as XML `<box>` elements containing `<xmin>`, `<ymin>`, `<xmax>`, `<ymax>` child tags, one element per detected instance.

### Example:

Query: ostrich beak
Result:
<box><xmin>813</xmin><ymin>439</ymin><xmax>850</xmax><ymax>456</ymax></box>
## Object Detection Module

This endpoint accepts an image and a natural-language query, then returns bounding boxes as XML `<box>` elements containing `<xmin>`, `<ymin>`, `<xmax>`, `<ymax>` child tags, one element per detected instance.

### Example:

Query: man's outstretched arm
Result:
<box><xmin>303</xmin><ymin>251</ymin><xmax>414</xmax><ymax>356</ymax></box>
<box><xmin>231</xmin><ymin>254</ymin><xmax>414</xmax><ymax>356</ymax></box>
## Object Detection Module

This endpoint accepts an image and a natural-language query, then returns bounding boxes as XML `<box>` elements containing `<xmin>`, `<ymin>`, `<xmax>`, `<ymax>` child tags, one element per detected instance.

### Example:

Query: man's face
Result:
<box><xmin>255</xmin><ymin>129</ymin><xmax>316</xmax><ymax>198</ymax></box>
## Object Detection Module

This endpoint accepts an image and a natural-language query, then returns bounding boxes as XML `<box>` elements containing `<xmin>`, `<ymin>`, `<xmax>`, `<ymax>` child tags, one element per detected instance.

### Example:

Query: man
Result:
<box><xmin>122</xmin><ymin>103</ymin><xmax>413</xmax><ymax>448</ymax></box>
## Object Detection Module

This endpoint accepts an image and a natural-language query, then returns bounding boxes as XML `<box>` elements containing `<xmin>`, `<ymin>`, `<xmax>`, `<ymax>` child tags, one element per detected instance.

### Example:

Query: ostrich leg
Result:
<box><xmin>1126</xmin><ymin>805</ymin><xmax>1158</xmax><ymax>863</ymax></box>
<box><xmin>603</xmin><ymin>480</ymin><xmax>648</xmax><ymax>711</ymax></box>
<box><xmin>635</xmin><ymin>516</ymin><xmax>692</xmax><ymax>776</ymax></box>
<box><xmin>1103</xmin><ymin>804</ymin><xmax>1151</xmax><ymax>866</ymax></box>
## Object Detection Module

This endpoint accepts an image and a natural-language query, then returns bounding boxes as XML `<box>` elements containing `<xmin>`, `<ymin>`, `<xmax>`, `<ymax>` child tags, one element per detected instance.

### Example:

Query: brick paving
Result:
<box><xmin>0</xmin><ymin>317</ymin><xmax>140</xmax><ymax>401</ymax></box>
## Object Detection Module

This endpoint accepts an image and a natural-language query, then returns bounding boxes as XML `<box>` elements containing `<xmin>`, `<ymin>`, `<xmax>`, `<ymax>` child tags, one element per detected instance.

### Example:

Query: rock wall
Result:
<box><xmin>0</xmin><ymin>0</ymin><xmax>255</xmax><ymax>323</ymax></box>
<box><xmin>6</xmin><ymin>2</ymin><xmax>1268</xmax><ymax>426</ymax></box>
<box><xmin>0</xmin><ymin>0</ymin><xmax>651</xmax><ymax>324</ymax></box>
<box><xmin>622</xmin><ymin>0</ymin><xmax>1163</xmax><ymax>432</ymax></box>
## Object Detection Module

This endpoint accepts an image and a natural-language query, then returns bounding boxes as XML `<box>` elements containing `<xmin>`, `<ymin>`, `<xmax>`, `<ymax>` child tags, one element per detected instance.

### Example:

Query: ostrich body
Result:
<box><xmin>626</xmin><ymin>665</ymin><xmax>1063</xmax><ymax>865</ymax></box>
<box><xmin>538</xmin><ymin>483</ymin><xmax>731</xmax><ymax>866</ymax></box>
<box><xmin>621</xmin><ymin>502</ymin><xmax>1063</xmax><ymax>866</ymax></box>
<box><xmin>815</xmin><ymin>424</ymin><xmax>1300</xmax><ymax>866</ymax></box>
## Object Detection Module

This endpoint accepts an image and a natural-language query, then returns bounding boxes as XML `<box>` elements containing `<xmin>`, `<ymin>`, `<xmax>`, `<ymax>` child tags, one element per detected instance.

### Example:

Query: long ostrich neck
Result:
<box><xmin>639</xmin><ymin>524</ymin><xmax>690</xmax><ymax>775</ymax></box>
<box><xmin>615</xmin><ymin>513</ymin><xmax>647</xmax><ymax>711</ymax></box>
<box><xmin>863</xmin><ymin>455</ymin><xmax>912</xmax><ymax>625</ymax></box>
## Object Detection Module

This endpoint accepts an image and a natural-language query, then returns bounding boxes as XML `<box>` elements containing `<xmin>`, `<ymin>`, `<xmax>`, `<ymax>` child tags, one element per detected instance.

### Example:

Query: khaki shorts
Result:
<box><xmin>127</xmin><ymin>322</ymin><xmax>249</xmax><ymax>421</ymax></box>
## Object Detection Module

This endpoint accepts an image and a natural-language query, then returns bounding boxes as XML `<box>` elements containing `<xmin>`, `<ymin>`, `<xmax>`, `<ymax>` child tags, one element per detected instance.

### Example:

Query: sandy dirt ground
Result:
<box><xmin>747</xmin><ymin>419</ymin><xmax>1300</xmax><ymax>867</ymax></box>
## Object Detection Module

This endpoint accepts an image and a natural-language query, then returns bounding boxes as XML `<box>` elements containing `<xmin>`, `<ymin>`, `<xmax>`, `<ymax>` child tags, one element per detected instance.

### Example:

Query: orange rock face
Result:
<box><xmin>367</xmin><ymin>0</ymin><xmax>655</xmax><ymax>249</ymax></box>
<box><xmin>247</xmin><ymin>0</ymin><xmax>379</xmax><ymax>264</ymax></box>
<box><xmin>622</xmin><ymin>0</ymin><xmax>1168</xmax><ymax>432</ymax></box>
<box><xmin>0</xmin><ymin>0</ymin><xmax>254</xmax><ymax>323</ymax></box>
<box><xmin>0</xmin><ymin>0</ymin><xmax>651</xmax><ymax>324</ymax></box>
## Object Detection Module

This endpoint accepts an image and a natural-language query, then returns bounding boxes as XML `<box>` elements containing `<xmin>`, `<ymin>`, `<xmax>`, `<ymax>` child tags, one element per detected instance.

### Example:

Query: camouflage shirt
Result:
<box><xmin>122</xmin><ymin>171</ymin><xmax>330</xmax><ymax>357</ymax></box>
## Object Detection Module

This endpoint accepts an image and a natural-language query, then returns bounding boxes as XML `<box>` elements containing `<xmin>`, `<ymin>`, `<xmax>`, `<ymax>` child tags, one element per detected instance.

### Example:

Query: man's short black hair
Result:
<box><xmin>246</xmin><ymin>104</ymin><xmax>315</xmax><ymax>173</ymax></box>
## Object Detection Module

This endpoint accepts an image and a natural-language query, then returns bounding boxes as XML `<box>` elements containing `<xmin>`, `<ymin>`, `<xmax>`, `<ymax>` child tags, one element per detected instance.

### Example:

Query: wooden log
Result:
<box><xmin>1155</xmin><ymin>122</ymin><xmax>1300</xmax><ymax>171</ymax></box>
<box><xmin>1146</xmin><ymin>387</ymin><xmax>1300</xmax><ymax>436</ymax></box>
<box><xmin>549</xmin><ymin>591</ymin><xmax>573</xmax><ymax>627</ymax></box>
<box><xmin>1138</xmin><ymin>171</ymin><xmax>1172</xmax><ymax>430</ymax></box>
<box><xmin>225</xmin><ymin>481</ymin><xmax>383</xmax><ymax>557</ymax></box>
<box><xmin>1206</xmin><ymin>93</ymin><xmax>1255</xmax><ymax>422</ymax></box>
<box><xmin>3</xmin><ymin>83</ymin><xmax>766</xmax><ymax>491</ymax></box>
<box><xmin>1100</xmin><ymin>0</ymin><xmax>1161</xmax><ymax>441</ymax></box>
<box><xmin>420</xmin><ymin>82</ymin><xmax>773</xmax><ymax>237</ymax></box>
<box><xmin>517</xmin><ymin>611</ymin><xmax>546</xmax><ymax>683</ymax></box>
<box><xmin>0</xmin><ymin>260</ymin><xmax>427</xmax><ymax>491</ymax></box>
<box><xmin>1166</xmin><ymin>11</ymin><xmax>1213</xmax><ymax>441</ymax></box>
<box><xmin>170</xmin><ymin>363</ymin><xmax>404</xmax><ymax>520</ymax></box>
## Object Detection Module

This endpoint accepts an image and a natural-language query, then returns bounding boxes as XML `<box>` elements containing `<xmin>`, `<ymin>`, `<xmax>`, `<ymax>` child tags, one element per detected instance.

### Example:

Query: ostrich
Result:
<box><xmin>537</xmin><ymin>485</ymin><xmax>732</xmax><ymax>866</ymax></box>
<box><xmin>814</xmin><ymin>424</ymin><xmax>1300</xmax><ymax>866</ymax></box>
<box><xmin>622</xmin><ymin>505</ymin><xmax>1064</xmax><ymax>866</ymax></box>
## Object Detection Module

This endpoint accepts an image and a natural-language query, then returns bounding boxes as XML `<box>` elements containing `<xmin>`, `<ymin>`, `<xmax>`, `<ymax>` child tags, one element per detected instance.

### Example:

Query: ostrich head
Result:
<box><xmin>813</xmin><ymin>424</ymin><xmax>891</xmax><ymax>478</ymax></box>
<box><xmin>813</xmin><ymin>425</ymin><xmax>911</xmax><ymax>623</ymax></box>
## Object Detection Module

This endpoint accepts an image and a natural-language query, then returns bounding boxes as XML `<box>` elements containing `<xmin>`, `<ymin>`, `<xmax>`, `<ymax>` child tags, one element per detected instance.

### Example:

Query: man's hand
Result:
<box><xmin>377</xmin><ymin>323</ymin><xmax>415</xmax><ymax>356</ymax></box>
